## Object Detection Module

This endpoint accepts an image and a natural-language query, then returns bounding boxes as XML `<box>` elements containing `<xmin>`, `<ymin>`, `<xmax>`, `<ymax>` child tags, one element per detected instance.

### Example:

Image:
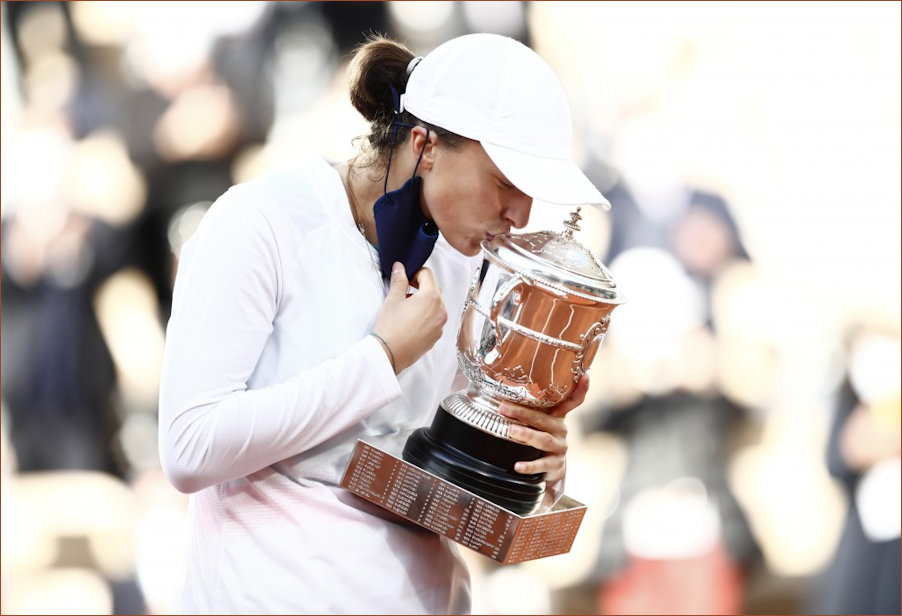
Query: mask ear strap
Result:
<box><xmin>384</xmin><ymin>85</ymin><xmax>431</xmax><ymax>193</ymax></box>
<box><xmin>384</xmin><ymin>127</ymin><xmax>398</xmax><ymax>196</ymax></box>
<box><xmin>412</xmin><ymin>128</ymin><xmax>430</xmax><ymax>177</ymax></box>
<box><xmin>383</xmin><ymin>85</ymin><xmax>403</xmax><ymax>195</ymax></box>
<box><xmin>383</xmin><ymin>123</ymin><xmax>431</xmax><ymax>195</ymax></box>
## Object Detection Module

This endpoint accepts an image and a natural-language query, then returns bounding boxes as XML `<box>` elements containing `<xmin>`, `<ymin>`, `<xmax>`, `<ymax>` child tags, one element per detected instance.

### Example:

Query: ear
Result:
<box><xmin>409</xmin><ymin>126</ymin><xmax>437</xmax><ymax>171</ymax></box>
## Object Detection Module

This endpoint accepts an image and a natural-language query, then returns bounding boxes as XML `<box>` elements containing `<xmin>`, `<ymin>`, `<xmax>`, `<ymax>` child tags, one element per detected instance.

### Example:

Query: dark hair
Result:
<box><xmin>348</xmin><ymin>34</ymin><xmax>467</xmax><ymax>172</ymax></box>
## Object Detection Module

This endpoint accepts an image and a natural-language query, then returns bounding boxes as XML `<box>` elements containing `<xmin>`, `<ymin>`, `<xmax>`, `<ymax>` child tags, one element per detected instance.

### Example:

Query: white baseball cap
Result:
<box><xmin>401</xmin><ymin>33</ymin><xmax>610</xmax><ymax>210</ymax></box>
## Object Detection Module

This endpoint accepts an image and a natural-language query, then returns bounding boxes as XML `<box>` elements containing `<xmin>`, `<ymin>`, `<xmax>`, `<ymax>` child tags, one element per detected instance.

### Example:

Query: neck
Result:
<box><xmin>337</xmin><ymin>162</ymin><xmax>380</xmax><ymax>246</ymax></box>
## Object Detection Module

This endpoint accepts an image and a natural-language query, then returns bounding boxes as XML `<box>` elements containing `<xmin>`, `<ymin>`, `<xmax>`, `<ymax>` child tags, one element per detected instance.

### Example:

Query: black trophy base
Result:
<box><xmin>402</xmin><ymin>405</ymin><xmax>546</xmax><ymax>515</ymax></box>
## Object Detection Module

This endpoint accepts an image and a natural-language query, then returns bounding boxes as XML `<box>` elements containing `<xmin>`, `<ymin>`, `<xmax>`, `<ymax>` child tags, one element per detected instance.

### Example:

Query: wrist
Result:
<box><xmin>369</xmin><ymin>331</ymin><xmax>397</xmax><ymax>374</ymax></box>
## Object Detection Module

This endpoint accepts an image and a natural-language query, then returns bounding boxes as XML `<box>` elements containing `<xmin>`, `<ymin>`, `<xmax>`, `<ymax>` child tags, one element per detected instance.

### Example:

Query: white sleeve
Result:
<box><xmin>158</xmin><ymin>197</ymin><xmax>400</xmax><ymax>493</ymax></box>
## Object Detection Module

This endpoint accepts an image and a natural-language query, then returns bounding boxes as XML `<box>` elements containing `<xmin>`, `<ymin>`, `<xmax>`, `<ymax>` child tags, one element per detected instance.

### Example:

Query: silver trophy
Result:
<box><xmin>404</xmin><ymin>209</ymin><xmax>624</xmax><ymax>514</ymax></box>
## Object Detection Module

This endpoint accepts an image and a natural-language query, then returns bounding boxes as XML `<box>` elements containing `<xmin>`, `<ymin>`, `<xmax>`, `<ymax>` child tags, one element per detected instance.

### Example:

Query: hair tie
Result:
<box><xmin>389</xmin><ymin>84</ymin><xmax>401</xmax><ymax>116</ymax></box>
<box><xmin>406</xmin><ymin>56</ymin><xmax>424</xmax><ymax>76</ymax></box>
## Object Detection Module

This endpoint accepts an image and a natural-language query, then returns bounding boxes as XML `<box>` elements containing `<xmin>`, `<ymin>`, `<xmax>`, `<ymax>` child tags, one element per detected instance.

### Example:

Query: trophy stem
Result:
<box><xmin>403</xmin><ymin>400</ymin><xmax>546</xmax><ymax>515</ymax></box>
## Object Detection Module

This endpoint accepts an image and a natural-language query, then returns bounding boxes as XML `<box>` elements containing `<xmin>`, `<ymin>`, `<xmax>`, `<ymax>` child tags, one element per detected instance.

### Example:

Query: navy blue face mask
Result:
<box><xmin>373</xmin><ymin>126</ymin><xmax>438</xmax><ymax>280</ymax></box>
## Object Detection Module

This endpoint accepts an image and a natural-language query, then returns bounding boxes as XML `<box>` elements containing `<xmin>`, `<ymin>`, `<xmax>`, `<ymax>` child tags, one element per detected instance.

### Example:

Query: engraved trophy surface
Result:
<box><xmin>403</xmin><ymin>209</ymin><xmax>624</xmax><ymax>514</ymax></box>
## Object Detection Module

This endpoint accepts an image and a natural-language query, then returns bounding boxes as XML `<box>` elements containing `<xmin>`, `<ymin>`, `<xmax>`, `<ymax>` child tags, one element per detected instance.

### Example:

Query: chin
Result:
<box><xmin>461</xmin><ymin>242</ymin><xmax>482</xmax><ymax>257</ymax></box>
<box><xmin>446</xmin><ymin>236</ymin><xmax>482</xmax><ymax>257</ymax></box>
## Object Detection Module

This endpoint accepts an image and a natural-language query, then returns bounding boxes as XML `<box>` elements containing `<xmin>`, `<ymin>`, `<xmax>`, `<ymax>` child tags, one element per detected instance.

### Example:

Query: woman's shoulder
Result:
<box><xmin>201</xmin><ymin>157</ymin><xmax>344</xmax><ymax>234</ymax></box>
<box><xmin>220</xmin><ymin>157</ymin><xmax>340</xmax><ymax>213</ymax></box>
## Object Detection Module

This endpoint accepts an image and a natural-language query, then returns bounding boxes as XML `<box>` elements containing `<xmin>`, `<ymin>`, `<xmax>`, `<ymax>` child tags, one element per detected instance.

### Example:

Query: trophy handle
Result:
<box><xmin>488</xmin><ymin>274</ymin><xmax>530</xmax><ymax>346</ymax></box>
<box><xmin>573</xmin><ymin>317</ymin><xmax>610</xmax><ymax>378</ymax></box>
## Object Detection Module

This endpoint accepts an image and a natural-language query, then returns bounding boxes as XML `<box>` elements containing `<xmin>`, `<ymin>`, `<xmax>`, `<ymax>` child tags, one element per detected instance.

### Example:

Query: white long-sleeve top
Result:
<box><xmin>158</xmin><ymin>157</ymin><xmax>481</xmax><ymax>614</ymax></box>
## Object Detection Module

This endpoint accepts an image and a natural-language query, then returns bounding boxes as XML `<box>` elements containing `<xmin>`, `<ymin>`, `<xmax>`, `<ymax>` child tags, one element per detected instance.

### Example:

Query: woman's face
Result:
<box><xmin>411</xmin><ymin>130</ymin><xmax>533</xmax><ymax>256</ymax></box>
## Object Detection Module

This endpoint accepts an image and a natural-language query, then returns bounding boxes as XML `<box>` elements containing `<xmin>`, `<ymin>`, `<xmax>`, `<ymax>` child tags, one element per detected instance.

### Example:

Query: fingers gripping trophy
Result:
<box><xmin>403</xmin><ymin>208</ymin><xmax>624</xmax><ymax>515</ymax></box>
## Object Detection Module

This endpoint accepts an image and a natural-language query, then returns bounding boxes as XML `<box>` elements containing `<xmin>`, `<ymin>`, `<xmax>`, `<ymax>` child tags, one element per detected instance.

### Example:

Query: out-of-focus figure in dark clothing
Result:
<box><xmin>1</xmin><ymin>123</ymin><xmax>133</xmax><ymax>479</ymax></box>
<box><xmin>808</xmin><ymin>325</ymin><xmax>901</xmax><ymax>615</ymax></box>
<box><xmin>579</xmin><ymin>156</ymin><xmax>762</xmax><ymax>612</ymax></box>
<box><xmin>588</xmin><ymin>385</ymin><xmax>760</xmax><ymax>614</ymax></box>
<box><xmin>602</xmin><ymin>177</ymin><xmax>749</xmax><ymax>329</ymax></box>
<box><xmin>583</xmin><ymin>254</ymin><xmax>761</xmax><ymax>614</ymax></box>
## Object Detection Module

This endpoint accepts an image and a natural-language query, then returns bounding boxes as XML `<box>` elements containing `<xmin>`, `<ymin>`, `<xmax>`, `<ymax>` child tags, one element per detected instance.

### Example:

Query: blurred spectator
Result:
<box><xmin>595</xmin><ymin>165</ymin><xmax>749</xmax><ymax>328</ymax></box>
<box><xmin>0</xmin><ymin>121</ymin><xmax>135</xmax><ymax>479</ymax></box>
<box><xmin>579</xmin><ymin>150</ymin><xmax>762</xmax><ymax>612</ymax></box>
<box><xmin>589</xmin><ymin>388</ymin><xmax>760</xmax><ymax>614</ymax></box>
<box><xmin>583</xmin><ymin>249</ymin><xmax>761</xmax><ymax>614</ymax></box>
<box><xmin>808</xmin><ymin>324</ymin><xmax>901</xmax><ymax>615</ymax></box>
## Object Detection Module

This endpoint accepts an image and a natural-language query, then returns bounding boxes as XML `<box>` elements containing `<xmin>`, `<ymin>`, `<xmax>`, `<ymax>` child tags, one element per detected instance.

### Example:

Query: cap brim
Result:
<box><xmin>482</xmin><ymin>142</ymin><xmax>611</xmax><ymax>210</ymax></box>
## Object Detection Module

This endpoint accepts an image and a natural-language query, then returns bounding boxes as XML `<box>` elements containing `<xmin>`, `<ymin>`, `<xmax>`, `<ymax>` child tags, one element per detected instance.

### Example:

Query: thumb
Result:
<box><xmin>412</xmin><ymin>267</ymin><xmax>437</xmax><ymax>292</ymax></box>
<box><xmin>387</xmin><ymin>262</ymin><xmax>409</xmax><ymax>300</ymax></box>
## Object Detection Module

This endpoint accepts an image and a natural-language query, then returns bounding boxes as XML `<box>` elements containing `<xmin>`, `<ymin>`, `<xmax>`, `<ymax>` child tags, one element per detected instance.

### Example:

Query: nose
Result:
<box><xmin>504</xmin><ymin>191</ymin><xmax>533</xmax><ymax>229</ymax></box>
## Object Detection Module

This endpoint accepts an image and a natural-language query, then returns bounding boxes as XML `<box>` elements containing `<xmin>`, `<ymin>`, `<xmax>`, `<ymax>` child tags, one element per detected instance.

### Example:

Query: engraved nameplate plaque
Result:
<box><xmin>341</xmin><ymin>438</ymin><xmax>587</xmax><ymax>564</ymax></box>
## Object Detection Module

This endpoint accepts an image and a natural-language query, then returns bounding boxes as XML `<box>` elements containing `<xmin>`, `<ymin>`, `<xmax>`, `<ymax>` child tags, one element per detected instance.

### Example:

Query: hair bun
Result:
<box><xmin>348</xmin><ymin>36</ymin><xmax>415</xmax><ymax>125</ymax></box>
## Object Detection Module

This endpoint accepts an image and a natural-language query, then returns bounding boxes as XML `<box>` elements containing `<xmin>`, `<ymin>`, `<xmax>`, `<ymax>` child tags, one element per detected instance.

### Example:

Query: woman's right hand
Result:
<box><xmin>371</xmin><ymin>262</ymin><xmax>447</xmax><ymax>373</ymax></box>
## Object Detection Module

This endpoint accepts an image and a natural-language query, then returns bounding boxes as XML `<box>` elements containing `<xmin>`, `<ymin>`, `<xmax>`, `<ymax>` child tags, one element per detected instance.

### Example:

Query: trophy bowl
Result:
<box><xmin>403</xmin><ymin>209</ymin><xmax>624</xmax><ymax>514</ymax></box>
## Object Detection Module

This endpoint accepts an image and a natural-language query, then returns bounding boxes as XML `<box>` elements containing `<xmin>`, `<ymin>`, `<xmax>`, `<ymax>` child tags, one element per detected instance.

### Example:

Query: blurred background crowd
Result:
<box><xmin>1</xmin><ymin>2</ymin><xmax>899</xmax><ymax>614</ymax></box>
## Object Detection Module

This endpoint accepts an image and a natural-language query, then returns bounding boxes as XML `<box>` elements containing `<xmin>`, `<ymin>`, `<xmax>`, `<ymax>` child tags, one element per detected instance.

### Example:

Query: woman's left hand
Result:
<box><xmin>498</xmin><ymin>373</ymin><xmax>590</xmax><ymax>485</ymax></box>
